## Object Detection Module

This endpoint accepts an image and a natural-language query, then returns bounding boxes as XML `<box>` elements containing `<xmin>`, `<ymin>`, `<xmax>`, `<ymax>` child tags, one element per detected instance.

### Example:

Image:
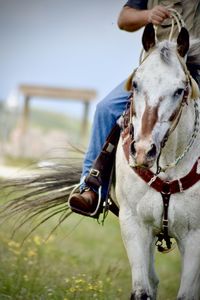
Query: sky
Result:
<box><xmin>0</xmin><ymin>0</ymin><xmax>143</xmax><ymax>120</ymax></box>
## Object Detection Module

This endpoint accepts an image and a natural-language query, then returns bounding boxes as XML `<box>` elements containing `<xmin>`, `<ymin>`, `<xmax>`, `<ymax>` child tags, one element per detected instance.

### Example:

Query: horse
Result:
<box><xmin>0</xmin><ymin>22</ymin><xmax>200</xmax><ymax>300</ymax></box>
<box><xmin>115</xmin><ymin>23</ymin><xmax>200</xmax><ymax>299</ymax></box>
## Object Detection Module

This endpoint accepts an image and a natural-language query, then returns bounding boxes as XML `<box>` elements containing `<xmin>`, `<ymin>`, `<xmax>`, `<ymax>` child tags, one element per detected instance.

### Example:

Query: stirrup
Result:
<box><xmin>68</xmin><ymin>186</ymin><xmax>104</xmax><ymax>219</ymax></box>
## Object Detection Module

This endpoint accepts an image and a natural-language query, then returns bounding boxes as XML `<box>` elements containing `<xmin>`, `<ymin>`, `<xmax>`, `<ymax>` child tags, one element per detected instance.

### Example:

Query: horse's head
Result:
<box><xmin>126</xmin><ymin>24</ymin><xmax>199</xmax><ymax>169</ymax></box>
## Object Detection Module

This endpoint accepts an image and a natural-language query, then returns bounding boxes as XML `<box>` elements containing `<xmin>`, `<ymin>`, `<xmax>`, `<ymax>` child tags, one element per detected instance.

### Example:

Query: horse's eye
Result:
<box><xmin>133</xmin><ymin>81</ymin><xmax>138</xmax><ymax>91</ymax></box>
<box><xmin>173</xmin><ymin>88</ymin><xmax>184</xmax><ymax>98</ymax></box>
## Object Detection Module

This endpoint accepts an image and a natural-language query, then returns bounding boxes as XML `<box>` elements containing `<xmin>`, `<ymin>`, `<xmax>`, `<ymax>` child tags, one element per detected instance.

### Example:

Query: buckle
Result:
<box><xmin>162</xmin><ymin>219</ymin><xmax>168</xmax><ymax>227</ymax></box>
<box><xmin>161</xmin><ymin>182</ymin><xmax>171</xmax><ymax>194</ymax></box>
<box><xmin>89</xmin><ymin>168</ymin><xmax>100</xmax><ymax>177</ymax></box>
<box><xmin>105</xmin><ymin>142</ymin><xmax>115</xmax><ymax>153</ymax></box>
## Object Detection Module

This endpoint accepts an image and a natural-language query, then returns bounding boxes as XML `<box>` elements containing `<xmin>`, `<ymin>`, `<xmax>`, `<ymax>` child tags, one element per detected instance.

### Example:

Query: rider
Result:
<box><xmin>69</xmin><ymin>0</ymin><xmax>200</xmax><ymax>218</ymax></box>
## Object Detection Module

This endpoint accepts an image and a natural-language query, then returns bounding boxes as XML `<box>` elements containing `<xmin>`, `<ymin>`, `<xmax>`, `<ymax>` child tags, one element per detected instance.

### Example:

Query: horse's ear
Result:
<box><xmin>142</xmin><ymin>23</ymin><xmax>156</xmax><ymax>52</ymax></box>
<box><xmin>125</xmin><ymin>73</ymin><xmax>134</xmax><ymax>91</ymax></box>
<box><xmin>177</xmin><ymin>27</ymin><xmax>189</xmax><ymax>57</ymax></box>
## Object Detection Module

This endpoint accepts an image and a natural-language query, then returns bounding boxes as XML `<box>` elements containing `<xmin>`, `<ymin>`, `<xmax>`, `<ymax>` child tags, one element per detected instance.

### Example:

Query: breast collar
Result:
<box><xmin>122</xmin><ymin>129</ymin><xmax>200</xmax><ymax>252</ymax></box>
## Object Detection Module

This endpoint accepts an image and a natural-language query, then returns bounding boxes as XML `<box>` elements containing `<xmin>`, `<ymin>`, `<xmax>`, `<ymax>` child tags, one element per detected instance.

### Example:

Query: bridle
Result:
<box><xmin>128</xmin><ymin>54</ymin><xmax>199</xmax><ymax>174</ymax></box>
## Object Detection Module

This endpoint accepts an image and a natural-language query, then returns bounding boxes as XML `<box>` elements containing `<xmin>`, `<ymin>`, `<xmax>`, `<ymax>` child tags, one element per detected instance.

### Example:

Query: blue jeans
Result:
<box><xmin>81</xmin><ymin>79</ymin><xmax>132</xmax><ymax>198</ymax></box>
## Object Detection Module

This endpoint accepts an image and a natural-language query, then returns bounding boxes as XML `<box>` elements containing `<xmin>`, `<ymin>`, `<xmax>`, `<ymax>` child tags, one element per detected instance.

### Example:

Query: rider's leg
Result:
<box><xmin>69</xmin><ymin>79</ymin><xmax>131</xmax><ymax>216</ymax></box>
<box><xmin>82</xmin><ymin>79</ymin><xmax>131</xmax><ymax>192</ymax></box>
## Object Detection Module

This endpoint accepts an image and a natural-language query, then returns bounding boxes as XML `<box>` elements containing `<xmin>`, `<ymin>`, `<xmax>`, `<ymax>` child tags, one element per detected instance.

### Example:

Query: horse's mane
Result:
<box><xmin>187</xmin><ymin>38</ymin><xmax>200</xmax><ymax>85</ymax></box>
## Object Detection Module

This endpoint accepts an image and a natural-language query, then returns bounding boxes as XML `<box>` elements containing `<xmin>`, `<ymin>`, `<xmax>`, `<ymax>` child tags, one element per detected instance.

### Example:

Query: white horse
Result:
<box><xmin>115</xmin><ymin>23</ymin><xmax>200</xmax><ymax>300</ymax></box>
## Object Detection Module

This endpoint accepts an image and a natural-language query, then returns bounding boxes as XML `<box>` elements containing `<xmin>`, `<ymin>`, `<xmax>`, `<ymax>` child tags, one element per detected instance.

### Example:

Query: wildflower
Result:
<box><xmin>27</xmin><ymin>249</ymin><xmax>37</xmax><ymax>257</ymax></box>
<box><xmin>75</xmin><ymin>278</ymin><xmax>85</xmax><ymax>284</ymax></box>
<box><xmin>23</xmin><ymin>274</ymin><xmax>29</xmax><ymax>282</ymax></box>
<box><xmin>87</xmin><ymin>283</ymin><xmax>93</xmax><ymax>291</ymax></box>
<box><xmin>47</xmin><ymin>288</ymin><xmax>54</xmax><ymax>296</ymax></box>
<box><xmin>106</xmin><ymin>277</ymin><xmax>111</xmax><ymax>282</ymax></box>
<box><xmin>8</xmin><ymin>240</ymin><xmax>20</xmax><ymax>249</ymax></box>
<box><xmin>33</xmin><ymin>235</ymin><xmax>42</xmax><ymax>246</ymax></box>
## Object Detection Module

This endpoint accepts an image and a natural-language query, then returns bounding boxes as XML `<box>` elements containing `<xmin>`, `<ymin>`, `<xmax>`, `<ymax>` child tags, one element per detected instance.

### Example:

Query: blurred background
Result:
<box><xmin>0</xmin><ymin>0</ymin><xmax>142</xmax><ymax>164</ymax></box>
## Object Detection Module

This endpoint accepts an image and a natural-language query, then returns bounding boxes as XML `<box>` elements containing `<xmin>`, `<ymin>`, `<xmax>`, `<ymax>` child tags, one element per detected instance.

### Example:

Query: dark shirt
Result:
<box><xmin>125</xmin><ymin>0</ymin><xmax>148</xmax><ymax>10</ymax></box>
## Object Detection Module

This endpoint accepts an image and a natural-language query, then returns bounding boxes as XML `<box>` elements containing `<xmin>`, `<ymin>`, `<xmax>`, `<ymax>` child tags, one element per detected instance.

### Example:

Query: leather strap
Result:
<box><xmin>85</xmin><ymin>124</ymin><xmax>121</xmax><ymax>217</ymax></box>
<box><xmin>123</xmin><ymin>134</ymin><xmax>200</xmax><ymax>195</ymax></box>
<box><xmin>85</xmin><ymin>124</ymin><xmax>120</xmax><ymax>190</ymax></box>
<box><xmin>160</xmin><ymin>192</ymin><xmax>172</xmax><ymax>250</ymax></box>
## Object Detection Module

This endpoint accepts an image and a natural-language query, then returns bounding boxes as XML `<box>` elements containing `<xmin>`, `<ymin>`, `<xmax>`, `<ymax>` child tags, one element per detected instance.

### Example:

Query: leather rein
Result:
<box><xmin>121</xmin><ymin>87</ymin><xmax>200</xmax><ymax>253</ymax></box>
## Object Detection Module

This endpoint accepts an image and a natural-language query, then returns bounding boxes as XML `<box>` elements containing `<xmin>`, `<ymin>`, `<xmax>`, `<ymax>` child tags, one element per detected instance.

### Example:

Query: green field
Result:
<box><xmin>0</xmin><ymin>212</ymin><xmax>181</xmax><ymax>300</ymax></box>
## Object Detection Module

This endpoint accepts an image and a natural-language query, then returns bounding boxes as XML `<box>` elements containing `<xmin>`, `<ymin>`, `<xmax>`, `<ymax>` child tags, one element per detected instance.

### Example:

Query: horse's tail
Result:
<box><xmin>0</xmin><ymin>157</ymin><xmax>83</xmax><ymax>237</ymax></box>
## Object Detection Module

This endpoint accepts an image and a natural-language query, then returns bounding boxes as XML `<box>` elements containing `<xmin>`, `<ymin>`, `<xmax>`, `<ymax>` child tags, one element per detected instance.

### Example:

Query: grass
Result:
<box><xmin>0</xmin><ymin>212</ymin><xmax>181</xmax><ymax>300</ymax></box>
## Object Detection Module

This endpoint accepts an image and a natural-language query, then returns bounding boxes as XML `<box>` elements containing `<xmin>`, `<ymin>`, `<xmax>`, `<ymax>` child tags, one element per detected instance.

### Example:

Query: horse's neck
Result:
<box><xmin>158</xmin><ymin>99</ymin><xmax>200</xmax><ymax>179</ymax></box>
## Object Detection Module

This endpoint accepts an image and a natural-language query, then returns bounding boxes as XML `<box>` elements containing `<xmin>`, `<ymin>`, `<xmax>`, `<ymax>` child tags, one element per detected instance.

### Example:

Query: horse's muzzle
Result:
<box><xmin>130</xmin><ymin>140</ymin><xmax>157</xmax><ymax>168</ymax></box>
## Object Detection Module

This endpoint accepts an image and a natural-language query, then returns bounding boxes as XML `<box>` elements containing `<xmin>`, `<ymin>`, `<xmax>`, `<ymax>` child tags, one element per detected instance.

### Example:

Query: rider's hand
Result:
<box><xmin>147</xmin><ymin>5</ymin><xmax>170</xmax><ymax>25</ymax></box>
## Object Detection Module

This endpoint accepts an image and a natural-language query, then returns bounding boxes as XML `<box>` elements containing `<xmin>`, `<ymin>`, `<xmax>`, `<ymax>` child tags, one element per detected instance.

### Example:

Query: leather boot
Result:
<box><xmin>69</xmin><ymin>189</ymin><xmax>99</xmax><ymax>217</ymax></box>
<box><xmin>69</xmin><ymin>124</ymin><xmax>121</xmax><ymax>218</ymax></box>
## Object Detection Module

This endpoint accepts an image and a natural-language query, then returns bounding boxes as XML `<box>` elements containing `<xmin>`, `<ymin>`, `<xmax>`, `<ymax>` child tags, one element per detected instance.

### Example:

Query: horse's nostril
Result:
<box><xmin>130</xmin><ymin>141</ymin><xmax>136</xmax><ymax>157</ymax></box>
<box><xmin>147</xmin><ymin>143</ymin><xmax>157</xmax><ymax>158</ymax></box>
